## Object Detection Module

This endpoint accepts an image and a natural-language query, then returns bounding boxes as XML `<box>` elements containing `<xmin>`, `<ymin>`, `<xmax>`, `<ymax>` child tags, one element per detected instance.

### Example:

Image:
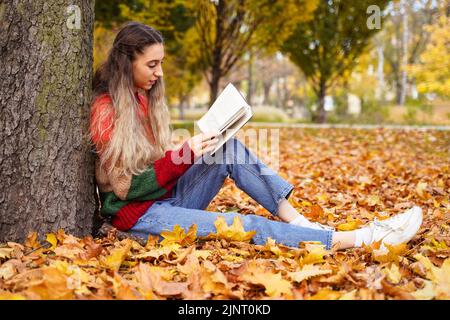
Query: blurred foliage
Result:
<box><xmin>92</xmin><ymin>1</ymin><xmax>450</xmax><ymax>125</ymax></box>
<box><xmin>407</xmin><ymin>14</ymin><xmax>450</xmax><ymax>98</ymax></box>
<box><xmin>170</xmin><ymin>108</ymin><xmax>205</xmax><ymax>121</ymax></box>
<box><xmin>120</xmin><ymin>0</ymin><xmax>203</xmax><ymax>106</ymax></box>
<box><xmin>282</xmin><ymin>0</ymin><xmax>390</xmax><ymax>122</ymax></box>
<box><xmin>94</xmin><ymin>0</ymin><xmax>203</xmax><ymax>105</ymax></box>
<box><xmin>250</xmin><ymin>106</ymin><xmax>290</xmax><ymax>123</ymax></box>
<box><xmin>185</xmin><ymin>0</ymin><xmax>318</xmax><ymax>104</ymax></box>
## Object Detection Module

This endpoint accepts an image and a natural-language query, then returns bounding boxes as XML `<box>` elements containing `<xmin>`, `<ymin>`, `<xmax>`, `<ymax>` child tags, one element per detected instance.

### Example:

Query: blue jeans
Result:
<box><xmin>129</xmin><ymin>138</ymin><xmax>333</xmax><ymax>249</ymax></box>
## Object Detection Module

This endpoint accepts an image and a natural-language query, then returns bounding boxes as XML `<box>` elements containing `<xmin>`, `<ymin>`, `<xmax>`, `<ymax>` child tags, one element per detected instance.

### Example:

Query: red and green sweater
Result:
<box><xmin>90</xmin><ymin>92</ymin><xmax>195</xmax><ymax>231</ymax></box>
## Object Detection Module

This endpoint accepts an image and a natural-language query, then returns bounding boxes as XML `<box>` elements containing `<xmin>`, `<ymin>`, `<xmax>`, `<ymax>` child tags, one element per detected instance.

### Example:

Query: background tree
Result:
<box><xmin>187</xmin><ymin>0</ymin><xmax>318</xmax><ymax>106</ymax></box>
<box><xmin>383</xmin><ymin>0</ymin><xmax>441</xmax><ymax>105</ymax></box>
<box><xmin>0</xmin><ymin>0</ymin><xmax>96</xmax><ymax>242</ymax></box>
<box><xmin>407</xmin><ymin>8</ymin><xmax>450</xmax><ymax>98</ymax></box>
<box><xmin>281</xmin><ymin>0</ymin><xmax>390</xmax><ymax>123</ymax></box>
<box><xmin>100</xmin><ymin>0</ymin><xmax>203</xmax><ymax>116</ymax></box>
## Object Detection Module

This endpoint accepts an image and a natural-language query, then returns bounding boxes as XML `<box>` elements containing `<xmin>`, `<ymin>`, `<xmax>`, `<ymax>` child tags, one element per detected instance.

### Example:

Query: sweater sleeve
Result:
<box><xmin>90</xmin><ymin>95</ymin><xmax>195</xmax><ymax>201</ymax></box>
<box><xmin>124</xmin><ymin>142</ymin><xmax>195</xmax><ymax>201</ymax></box>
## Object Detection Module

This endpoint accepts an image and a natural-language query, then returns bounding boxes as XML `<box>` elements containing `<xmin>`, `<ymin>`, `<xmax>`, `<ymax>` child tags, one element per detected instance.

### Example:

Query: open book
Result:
<box><xmin>197</xmin><ymin>83</ymin><xmax>253</xmax><ymax>155</ymax></box>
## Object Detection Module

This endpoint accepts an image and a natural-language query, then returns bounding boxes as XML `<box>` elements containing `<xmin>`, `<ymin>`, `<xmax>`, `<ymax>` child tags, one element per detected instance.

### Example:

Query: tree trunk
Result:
<box><xmin>0</xmin><ymin>0</ymin><xmax>97</xmax><ymax>243</ymax></box>
<box><xmin>246</xmin><ymin>51</ymin><xmax>253</xmax><ymax>105</ymax></box>
<box><xmin>376</xmin><ymin>44</ymin><xmax>385</xmax><ymax>101</ymax></box>
<box><xmin>263</xmin><ymin>81</ymin><xmax>272</xmax><ymax>105</ymax></box>
<box><xmin>178</xmin><ymin>94</ymin><xmax>186</xmax><ymax>120</ymax></box>
<box><xmin>275</xmin><ymin>77</ymin><xmax>281</xmax><ymax>108</ymax></box>
<box><xmin>313</xmin><ymin>81</ymin><xmax>327</xmax><ymax>123</ymax></box>
<box><xmin>399</xmin><ymin>0</ymin><xmax>408</xmax><ymax>106</ymax></box>
<box><xmin>209</xmin><ymin>1</ymin><xmax>224</xmax><ymax>107</ymax></box>
<box><xmin>209</xmin><ymin>68</ymin><xmax>221</xmax><ymax>107</ymax></box>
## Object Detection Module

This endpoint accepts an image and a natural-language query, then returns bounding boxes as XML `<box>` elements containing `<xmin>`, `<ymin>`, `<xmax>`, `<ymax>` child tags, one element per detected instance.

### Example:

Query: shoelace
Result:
<box><xmin>372</xmin><ymin>214</ymin><xmax>407</xmax><ymax>233</ymax></box>
<box><xmin>312</xmin><ymin>222</ymin><xmax>335</xmax><ymax>231</ymax></box>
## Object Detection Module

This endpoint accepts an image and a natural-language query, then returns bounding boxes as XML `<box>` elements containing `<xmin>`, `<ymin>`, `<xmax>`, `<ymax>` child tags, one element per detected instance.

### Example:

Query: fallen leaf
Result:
<box><xmin>160</xmin><ymin>224</ymin><xmax>197</xmax><ymax>247</ymax></box>
<box><xmin>203</xmin><ymin>216</ymin><xmax>256</xmax><ymax>242</ymax></box>
<box><xmin>288</xmin><ymin>265</ymin><xmax>332</xmax><ymax>283</ymax></box>
<box><xmin>101</xmin><ymin>239</ymin><xmax>133</xmax><ymax>271</ymax></box>
<box><xmin>309</xmin><ymin>288</ymin><xmax>341</xmax><ymax>300</ymax></box>
<box><xmin>338</xmin><ymin>289</ymin><xmax>358</xmax><ymax>300</ymax></box>
<box><xmin>242</xmin><ymin>270</ymin><xmax>292</xmax><ymax>297</ymax></box>
<box><xmin>45</xmin><ymin>233</ymin><xmax>58</xmax><ymax>251</ymax></box>
<box><xmin>411</xmin><ymin>280</ymin><xmax>435</xmax><ymax>300</ymax></box>
<box><xmin>383</xmin><ymin>263</ymin><xmax>402</xmax><ymax>284</ymax></box>
<box><xmin>0</xmin><ymin>248</ymin><xmax>14</xmax><ymax>260</ymax></box>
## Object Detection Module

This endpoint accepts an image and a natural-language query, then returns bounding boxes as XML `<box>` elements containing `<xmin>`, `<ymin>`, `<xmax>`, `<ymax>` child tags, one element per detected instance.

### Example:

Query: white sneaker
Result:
<box><xmin>309</xmin><ymin>221</ymin><xmax>335</xmax><ymax>231</ymax></box>
<box><xmin>290</xmin><ymin>216</ymin><xmax>335</xmax><ymax>231</ymax></box>
<box><xmin>368</xmin><ymin>206</ymin><xmax>423</xmax><ymax>252</ymax></box>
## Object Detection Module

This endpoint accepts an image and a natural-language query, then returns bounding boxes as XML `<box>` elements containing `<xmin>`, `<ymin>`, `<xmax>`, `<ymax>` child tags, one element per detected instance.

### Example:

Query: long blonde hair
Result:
<box><xmin>90</xmin><ymin>22</ymin><xmax>173</xmax><ymax>176</ymax></box>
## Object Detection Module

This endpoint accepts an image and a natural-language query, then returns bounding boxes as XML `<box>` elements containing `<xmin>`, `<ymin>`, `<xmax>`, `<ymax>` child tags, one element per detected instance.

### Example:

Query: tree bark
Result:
<box><xmin>209</xmin><ymin>68</ymin><xmax>221</xmax><ymax>107</ymax></box>
<box><xmin>313</xmin><ymin>81</ymin><xmax>327</xmax><ymax>123</ymax></box>
<box><xmin>263</xmin><ymin>81</ymin><xmax>272</xmax><ymax>105</ymax></box>
<box><xmin>399</xmin><ymin>0</ymin><xmax>409</xmax><ymax>106</ymax></box>
<box><xmin>246</xmin><ymin>51</ymin><xmax>253</xmax><ymax>105</ymax></box>
<box><xmin>178</xmin><ymin>94</ymin><xmax>186</xmax><ymax>120</ymax></box>
<box><xmin>208</xmin><ymin>0</ymin><xmax>224</xmax><ymax>107</ymax></box>
<box><xmin>0</xmin><ymin>0</ymin><xmax>97</xmax><ymax>243</ymax></box>
<box><xmin>376</xmin><ymin>44</ymin><xmax>385</xmax><ymax>101</ymax></box>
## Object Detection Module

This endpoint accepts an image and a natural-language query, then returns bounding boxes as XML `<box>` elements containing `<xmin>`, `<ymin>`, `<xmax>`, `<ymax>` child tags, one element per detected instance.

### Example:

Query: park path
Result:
<box><xmin>171</xmin><ymin>120</ymin><xmax>450</xmax><ymax>131</ymax></box>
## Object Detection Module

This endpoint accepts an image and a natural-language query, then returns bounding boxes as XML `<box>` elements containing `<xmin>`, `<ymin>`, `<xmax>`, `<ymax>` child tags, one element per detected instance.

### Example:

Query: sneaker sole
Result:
<box><xmin>381</xmin><ymin>206</ymin><xmax>423</xmax><ymax>248</ymax></box>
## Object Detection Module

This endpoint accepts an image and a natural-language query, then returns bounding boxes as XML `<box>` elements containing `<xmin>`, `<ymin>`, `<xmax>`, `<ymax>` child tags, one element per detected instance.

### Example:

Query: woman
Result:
<box><xmin>89</xmin><ymin>22</ymin><xmax>423</xmax><ymax>252</ymax></box>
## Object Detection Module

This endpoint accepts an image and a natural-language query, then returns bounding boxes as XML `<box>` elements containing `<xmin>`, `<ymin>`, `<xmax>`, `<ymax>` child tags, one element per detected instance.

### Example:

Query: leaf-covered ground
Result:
<box><xmin>0</xmin><ymin>128</ymin><xmax>449</xmax><ymax>300</ymax></box>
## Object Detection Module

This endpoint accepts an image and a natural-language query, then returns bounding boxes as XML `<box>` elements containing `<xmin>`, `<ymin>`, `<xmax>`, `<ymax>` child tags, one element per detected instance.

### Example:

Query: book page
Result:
<box><xmin>210</xmin><ymin>105</ymin><xmax>252</xmax><ymax>155</ymax></box>
<box><xmin>197</xmin><ymin>83</ymin><xmax>249</xmax><ymax>133</ymax></box>
<box><xmin>196</xmin><ymin>83</ymin><xmax>253</xmax><ymax>156</ymax></box>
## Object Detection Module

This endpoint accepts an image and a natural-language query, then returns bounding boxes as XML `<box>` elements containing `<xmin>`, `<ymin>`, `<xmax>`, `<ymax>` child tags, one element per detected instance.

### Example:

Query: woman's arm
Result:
<box><xmin>104</xmin><ymin>142</ymin><xmax>195</xmax><ymax>201</ymax></box>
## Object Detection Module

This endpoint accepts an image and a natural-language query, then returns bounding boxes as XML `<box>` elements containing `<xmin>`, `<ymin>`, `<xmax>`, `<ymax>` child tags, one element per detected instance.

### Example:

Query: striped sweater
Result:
<box><xmin>90</xmin><ymin>92</ymin><xmax>195</xmax><ymax>231</ymax></box>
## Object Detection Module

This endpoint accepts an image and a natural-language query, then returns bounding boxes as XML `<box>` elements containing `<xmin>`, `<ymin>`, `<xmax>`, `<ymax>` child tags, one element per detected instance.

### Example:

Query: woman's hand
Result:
<box><xmin>187</xmin><ymin>131</ymin><xmax>220</xmax><ymax>158</ymax></box>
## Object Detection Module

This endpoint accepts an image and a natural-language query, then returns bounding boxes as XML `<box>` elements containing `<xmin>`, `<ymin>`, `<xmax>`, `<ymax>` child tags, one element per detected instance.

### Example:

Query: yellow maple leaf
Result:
<box><xmin>339</xmin><ymin>289</ymin><xmax>358</xmax><ymax>300</ymax></box>
<box><xmin>317</xmin><ymin>193</ymin><xmax>328</xmax><ymax>203</ymax></box>
<box><xmin>133</xmin><ymin>263</ymin><xmax>155</xmax><ymax>299</ymax></box>
<box><xmin>111</xmin><ymin>273</ymin><xmax>142</xmax><ymax>300</ymax></box>
<box><xmin>45</xmin><ymin>233</ymin><xmax>58</xmax><ymax>251</ymax></box>
<box><xmin>299</xmin><ymin>244</ymin><xmax>329</xmax><ymax>266</ymax></box>
<box><xmin>0</xmin><ymin>248</ymin><xmax>14</xmax><ymax>260</ymax></box>
<box><xmin>421</xmin><ymin>238</ymin><xmax>449</xmax><ymax>253</ymax></box>
<box><xmin>288</xmin><ymin>265</ymin><xmax>332</xmax><ymax>283</ymax></box>
<box><xmin>242</xmin><ymin>271</ymin><xmax>292</xmax><ymax>297</ymax></box>
<box><xmin>204</xmin><ymin>216</ymin><xmax>256</xmax><ymax>242</ymax></box>
<box><xmin>192</xmin><ymin>249</ymin><xmax>212</xmax><ymax>260</ymax></box>
<box><xmin>160</xmin><ymin>224</ymin><xmax>197</xmax><ymax>247</ymax></box>
<box><xmin>367</xmin><ymin>195</ymin><xmax>382</xmax><ymax>207</ymax></box>
<box><xmin>411</xmin><ymin>280</ymin><xmax>435</xmax><ymax>300</ymax></box>
<box><xmin>309</xmin><ymin>288</ymin><xmax>342</xmax><ymax>300</ymax></box>
<box><xmin>336</xmin><ymin>217</ymin><xmax>363</xmax><ymax>231</ymax></box>
<box><xmin>0</xmin><ymin>292</ymin><xmax>26</xmax><ymax>300</ymax></box>
<box><xmin>27</xmin><ymin>267</ymin><xmax>75</xmax><ymax>300</ymax></box>
<box><xmin>383</xmin><ymin>263</ymin><xmax>402</xmax><ymax>284</ymax></box>
<box><xmin>144</xmin><ymin>234</ymin><xmax>160</xmax><ymax>250</ymax></box>
<box><xmin>416</xmin><ymin>182</ymin><xmax>429</xmax><ymax>199</ymax></box>
<box><xmin>373</xmin><ymin>243</ymin><xmax>408</xmax><ymax>263</ymax></box>
<box><xmin>101</xmin><ymin>239</ymin><xmax>132</xmax><ymax>272</ymax></box>
<box><xmin>264</xmin><ymin>238</ymin><xmax>283</xmax><ymax>256</ymax></box>
<box><xmin>301</xmin><ymin>200</ymin><xmax>313</xmax><ymax>207</ymax></box>
<box><xmin>133</xmin><ymin>245</ymin><xmax>179</xmax><ymax>260</ymax></box>
<box><xmin>263</xmin><ymin>238</ymin><xmax>295</xmax><ymax>258</ymax></box>
<box><xmin>24</xmin><ymin>232</ymin><xmax>40</xmax><ymax>249</ymax></box>
<box><xmin>414</xmin><ymin>255</ymin><xmax>450</xmax><ymax>299</ymax></box>
<box><xmin>200</xmin><ymin>260</ymin><xmax>231</xmax><ymax>295</ymax></box>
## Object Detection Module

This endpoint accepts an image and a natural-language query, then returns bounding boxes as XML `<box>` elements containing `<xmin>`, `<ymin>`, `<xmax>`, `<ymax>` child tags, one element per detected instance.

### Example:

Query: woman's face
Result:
<box><xmin>132</xmin><ymin>43</ymin><xmax>164</xmax><ymax>91</ymax></box>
